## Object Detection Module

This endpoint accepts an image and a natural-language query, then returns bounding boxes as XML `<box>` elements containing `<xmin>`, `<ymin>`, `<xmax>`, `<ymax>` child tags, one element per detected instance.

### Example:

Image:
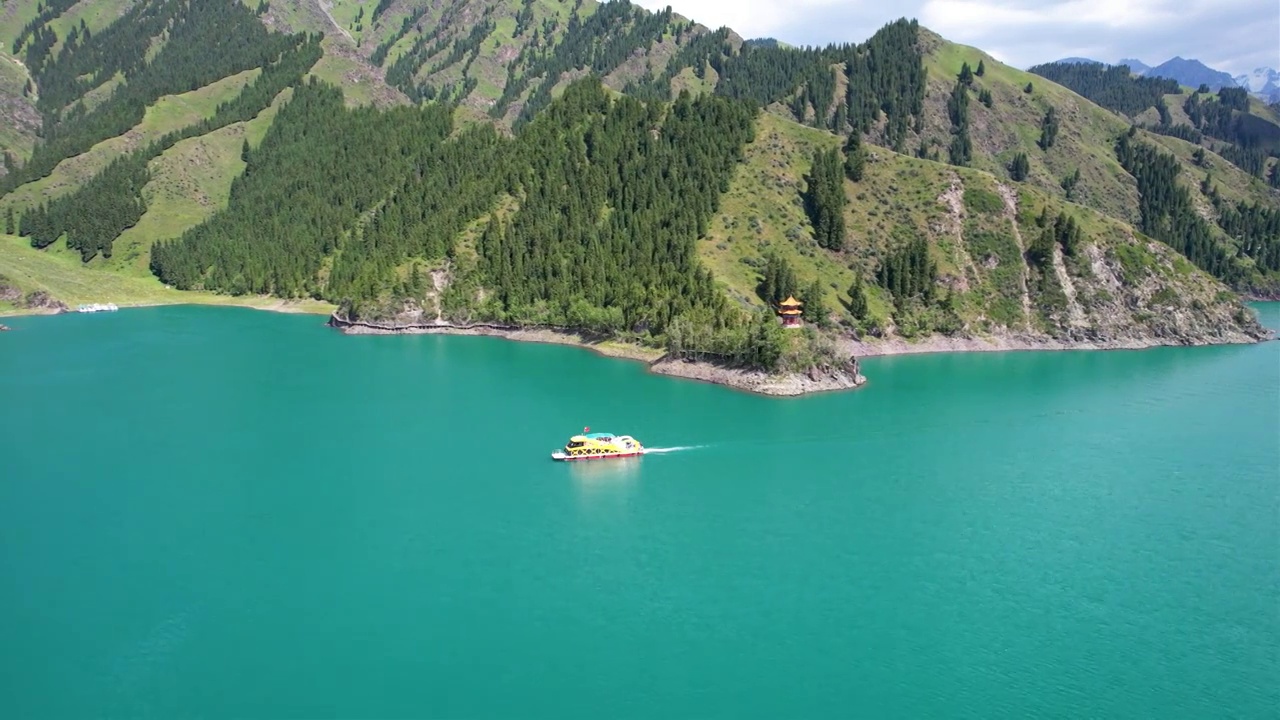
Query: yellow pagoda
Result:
<box><xmin>778</xmin><ymin>295</ymin><xmax>803</xmax><ymax>327</ymax></box>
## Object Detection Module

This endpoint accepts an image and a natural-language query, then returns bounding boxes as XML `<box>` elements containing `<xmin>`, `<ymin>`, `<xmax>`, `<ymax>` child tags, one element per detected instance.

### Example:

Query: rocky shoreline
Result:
<box><xmin>327</xmin><ymin>312</ymin><xmax>869</xmax><ymax>397</ymax></box>
<box><xmin>838</xmin><ymin>323</ymin><xmax>1274</xmax><ymax>358</ymax></box>
<box><xmin>0</xmin><ymin>284</ymin><xmax>70</xmax><ymax>315</ymax></box>
<box><xmin>327</xmin><ymin>305</ymin><xmax>1280</xmax><ymax>396</ymax></box>
<box><xmin>649</xmin><ymin>356</ymin><xmax>867</xmax><ymax>396</ymax></box>
<box><xmin>0</xmin><ymin>295</ymin><xmax>333</xmax><ymax>318</ymax></box>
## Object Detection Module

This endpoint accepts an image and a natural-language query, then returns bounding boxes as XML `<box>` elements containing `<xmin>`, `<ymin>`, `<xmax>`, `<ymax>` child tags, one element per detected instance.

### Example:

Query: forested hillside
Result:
<box><xmin>1029</xmin><ymin>61</ymin><xmax>1280</xmax><ymax>180</ymax></box>
<box><xmin>0</xmin><ymin>0</ymin><xmax>1274</xmax><ymax>368</ymax></box>
<box><xmin>149</xmin><ymin>78</ymin><xmax>789</xmax><ymax>366</ymax></box>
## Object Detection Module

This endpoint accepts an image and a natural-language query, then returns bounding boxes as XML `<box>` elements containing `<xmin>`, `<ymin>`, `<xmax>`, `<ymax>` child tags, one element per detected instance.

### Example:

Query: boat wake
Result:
<box><xmin>641</xmin><ymin>445</ymin><xmax>702</xmax><ymax>454</ymax></box>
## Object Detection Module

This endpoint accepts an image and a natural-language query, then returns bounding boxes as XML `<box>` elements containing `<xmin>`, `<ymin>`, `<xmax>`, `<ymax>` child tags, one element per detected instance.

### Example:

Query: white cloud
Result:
<box><xmin>916</xmin><ymin>0</ymin><xmax>1182</xmax><ymax>67</ymax></box>
<box><xmin>630</xmin><ymin>0</ymin><xmax>1280</xmax><ymax>75</ymax></box>
<box><xmin>634</xmin><ymin>0</ymin><xmax>846</xmax><ymax>41</ymax></box>
<box><xmin>920</xmin><ymin>0</ymin><xmax>1181</xmax><ymax>34</ymax></box>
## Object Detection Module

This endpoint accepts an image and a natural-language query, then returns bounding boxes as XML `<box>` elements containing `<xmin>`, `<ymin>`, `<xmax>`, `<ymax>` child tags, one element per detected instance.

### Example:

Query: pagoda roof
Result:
<box><xmin>778</xmin><ymin>295</ymin><xmax>803</xmax><ymax>307</ymax></box>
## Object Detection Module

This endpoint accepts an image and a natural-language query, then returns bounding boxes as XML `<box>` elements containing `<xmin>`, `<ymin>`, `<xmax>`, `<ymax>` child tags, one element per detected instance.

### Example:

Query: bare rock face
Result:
<box><xmin>0</xmin><ymin>277</ymin><xmax>68</xmax><ymax>313</ymax></box>
<box><xmin>649</xmin><ymin>353</ymin><xmax>867</xmax><ymax>397</ymax></box>
<box><xmin>332</xmin><ymin>297</ymin><xmax>432</xmax><ymax>328</ymax></box>
<box><xmin>805</xmin><ymin>355</ymin><xmax>867</xmax><ymax>388</ymax></box>
<box><xmin>21</xmin><ymin>291</ymin><xmax>68</xmax><ymax>313</ymax></box>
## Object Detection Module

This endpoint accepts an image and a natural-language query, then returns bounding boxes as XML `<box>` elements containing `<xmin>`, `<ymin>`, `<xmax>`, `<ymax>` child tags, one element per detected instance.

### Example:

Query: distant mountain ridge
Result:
<box><xmin>1052</xmin><ymin>55</ymin><xmax>1234</xmax><ymax>88</ymax></box>
<box><xmin>1235</xmin><ymin>68</ymin><xmax>1280</xmax><ymax>103</ymax></box>
<box><xmin>1054</xmin><ymin>53</ymin><xmax>1274</xmax><ymax>102</ymax></box>
<box><xmin>1117</xmin><ymin>58</ymin><xmax>1150</xmax><ymax>74</ymax></box>
<box><xmin>1053</xmin><ymin>57</ymin><xmax>1153</xmax><ymax>76</ymax></box>
<box><xmin>743</xmin><ymin>38</ymin><xmax>792</xmax><ymax>49</ymax></box>
<box><xmin>1055</xmin><ymin>56</ymin><xmax>1103</xmax><ymax>66</ymax></box>
<box><xmin>1144</xmin><ymin>57</ymin><xmax>1236</xmax><ymax>90</ymax></box>
<box><xmin>1054</xmin><ymin>54</ymin><xmax>1278</xmax><ymax>101</ymax></box>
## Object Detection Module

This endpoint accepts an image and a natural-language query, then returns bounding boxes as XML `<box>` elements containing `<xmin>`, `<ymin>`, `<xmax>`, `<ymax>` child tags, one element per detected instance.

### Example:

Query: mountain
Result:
<box><xmin>1235</xmin><ymin>68</ymin><xmax>1280</xmax><ymax>103</ymax></box>
<box><xmin>1144</xmin><ymin>57</ymin><xmax>1237</xmax><ymax>90</ymax></box>
<box><xmin>1055</xmin><ymin>57</ymin><xmax>1104</xmax><ymax>66</ymax></box>
<box><xmin>1</xmin><ymin>0</ymin><xmax>1276</xmax><ymax>377</ymax></box>
<box><xmin>1082</xmin><ymin>55</ymin><xmax>1267</xmax><ymax>99</ymax></box>
<box><xmin>1027</xmin><ymin>60</ymin><xmax>1280</xmax><ymax>178</ymax></box>
<box><xmin>744</xmin><ymin>38</ymin><xmax>793</xmax><ymax>50</ymax></box>
<box><xmin>1118</xmin><ymin>58</ymin><xmax>1150</xmax><ymax>75</ymax></box>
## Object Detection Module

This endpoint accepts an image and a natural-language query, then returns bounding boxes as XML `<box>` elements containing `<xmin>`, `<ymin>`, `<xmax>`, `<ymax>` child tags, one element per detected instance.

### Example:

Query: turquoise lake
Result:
<box><xmin>2</xmin><ymin>304</ymin><xmax>1277</xmax><ymax>718</ymax></box>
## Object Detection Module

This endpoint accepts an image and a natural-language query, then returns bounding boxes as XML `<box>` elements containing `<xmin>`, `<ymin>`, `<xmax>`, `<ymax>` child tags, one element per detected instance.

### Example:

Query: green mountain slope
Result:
<box><xmin>1027</xmin><ymin>60</ymin><xmax>1280</xmax><ymax>197</ymax></box>
<box><xmin>699</xmin><ymin>111</ymin><xmax>1261</xmax><ymax>346</ymax></box>
<box><xmin>255</xmin><ymin>0</ymin><xmax>728</xmax><ymax>121</ymax></box>
<box><xmin>0</xmin><ymin>50</ymin><xmax>38</xmax><ymax>169</ymax></box>
<box><xmin>0</xmin><ymin>0</ymin><xmax>1274</xmax><ymax>371</ymax></box>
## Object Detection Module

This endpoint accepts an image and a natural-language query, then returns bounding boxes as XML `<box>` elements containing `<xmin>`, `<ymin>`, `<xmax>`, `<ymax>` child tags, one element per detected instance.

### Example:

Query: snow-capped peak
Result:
<box><xmin>1234</xmin><ymin>67</ymin><xmax>1279</xmax><ymax>93</ymax></box>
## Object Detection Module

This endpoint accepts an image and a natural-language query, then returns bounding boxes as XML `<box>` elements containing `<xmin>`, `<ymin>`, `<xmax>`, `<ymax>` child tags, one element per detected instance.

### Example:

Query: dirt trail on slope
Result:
<box><xmin>939</xmin><ymin>178</ymin><xmax>978</xmax><ymax>292</ymax></box>
<box><xmin>1051</xmin><ymin>244</ymin><xmax>1088</xmax><ymax>328</ymax></box>
<box><xmin>996</xmin><ymin>182</ymin><xmax>1033</xmax><ymax>330</ymax></box>
<box><xmin>316</xmin><ymin>0</ymin><xmax>354</xmax><ymax>43</ymax></box>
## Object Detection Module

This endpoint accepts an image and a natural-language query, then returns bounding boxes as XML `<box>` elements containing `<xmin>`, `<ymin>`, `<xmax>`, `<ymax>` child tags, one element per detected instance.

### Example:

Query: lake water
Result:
<box><xmin>2</xmin><ymin>303</ymin><xmax>1277</xmax><ymax>718</ymax></box>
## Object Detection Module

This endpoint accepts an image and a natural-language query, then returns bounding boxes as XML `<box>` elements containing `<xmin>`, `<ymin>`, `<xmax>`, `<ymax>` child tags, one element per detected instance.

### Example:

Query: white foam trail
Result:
<box><xmin>641</xmin><ymin>445</ymin><xmax>702</xmax><ymax>454</ymax></box>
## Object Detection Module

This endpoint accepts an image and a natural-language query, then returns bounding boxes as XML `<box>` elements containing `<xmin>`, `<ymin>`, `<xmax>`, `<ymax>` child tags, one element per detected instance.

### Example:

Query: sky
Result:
<box><xmin>633</xmin><ymin>0</ymin><xmax>1280</xmax><ymax>76</ymax></box>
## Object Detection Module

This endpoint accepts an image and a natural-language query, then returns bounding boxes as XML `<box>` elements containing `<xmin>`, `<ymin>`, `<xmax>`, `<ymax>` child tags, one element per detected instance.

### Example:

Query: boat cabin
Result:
<box><xmin>566</xmin><ymin>432</ymin><xmax>614</xmax><ymax>449</ymax></box>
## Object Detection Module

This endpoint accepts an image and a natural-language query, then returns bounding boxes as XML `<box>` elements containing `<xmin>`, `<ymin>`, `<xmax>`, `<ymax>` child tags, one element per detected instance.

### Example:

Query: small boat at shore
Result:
<box><xmin>551</xmin><ymin>427</ymin><xmax>644</xmax><ymax>461</ymax></box>
<box><xmin>77</xmin><ymin>303</ymin><xmax>118</xmax><ymax>313</ymax></box>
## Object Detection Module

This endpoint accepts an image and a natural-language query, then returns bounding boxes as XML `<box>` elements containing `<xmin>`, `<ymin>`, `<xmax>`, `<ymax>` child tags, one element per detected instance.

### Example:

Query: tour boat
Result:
<box><xmin>551</xmin><ymin>427</ymin><xmax>644</xmax><ymax>461</ymax></box>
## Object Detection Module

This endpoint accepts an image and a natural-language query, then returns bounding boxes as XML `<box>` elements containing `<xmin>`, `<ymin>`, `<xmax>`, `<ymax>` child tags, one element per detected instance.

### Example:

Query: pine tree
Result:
<box><xmin>802</xmin><ymin>279</ymin><xmax>829</xmax><ymax>327</ymax></box>
<box><xmin>843</xmin><ymin>130</ymin><xmax>865</xmax><ymax>182</ymax></box>
<box><xmin>1061</xmin><ymin>167</ymin><xmax>1080</xmax><ymax>199</ymax></box>
<box><xmin>847</xmin><ymin>276</ymin><xmax>868</xmax><ymax>321</ymax></box>
<box><xmin>804</xmin><ymin>148</ymin><xmax>846</xmax><ymax>250</ymax></box>
<box><xmin>759</xmin><ymin>253</ymin><xmax>799</xmax><ymax>306</ymax></box>
<box><xmin>1054</xmin><ymin>212</ymin><xmax>1081</xmax><ymax>256</ymax></box>
<box><xmin>978</xmin><ymin>88</ymin><xmax>993</xmax><ymax>108</ymax></box>
<box><xmin>947</xmin><ymin>78</ymin><xmax>972</xmax><ymax>166</ymax></box>
<box><xmin>1038</xmin><ymin>106</ymin><xmax>1059</xmax><ymax>150</ymax></box>
<box><xmin>1024</xmin><ymin>81</ymin><xmax>1033</xmax><ymax>93</ymax></box>
<box><xmin>4</xmin><ymin>208</ymin><xmax>13</xmax><ymax>235</ymax></box>
<box><xmin>959</xmin><ymin>62</ymin><xmax>973</xmax><ymax>85</ymax></box>
<box><xmin>1193</xmin><ymin>147</ymin><xmax>1206</xmax><ymax>166</ymax></box>
<box><xmin>976</xmin><ymin>60</ymin><xmax>986</xmax><ymax>76</ymax></box>
<box><xmin>1009</xmin><ymin>152</ymin><xmax>1030</xmax><ymax>181</ymax></box>
<box><xmin>1270</xmin><ymin>162</ymin><xmax>1280</xmax><ymax>189</ymax></box>
<box><xmin>1027</xmin><ymin>225</ymin><xmax>1054</xmax><ymax>268</ymax></box>
<box><xmin>876</xmin><ymin>236</ymin><xmax>936</xmax><ymax>304</ymax></box>
<box><xmin>409</xmin><ymin>262</ymin><xmax>423</xmax><ymax>295</ymax></box>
